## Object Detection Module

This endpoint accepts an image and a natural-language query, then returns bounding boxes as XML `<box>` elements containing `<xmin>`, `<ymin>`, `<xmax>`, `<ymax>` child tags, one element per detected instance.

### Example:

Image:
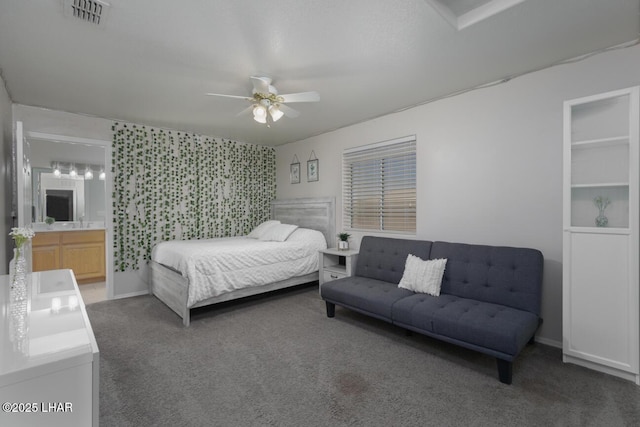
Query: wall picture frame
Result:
<box><xmin>307</xmin><ymin>159</ymin><xmax>319</xmax><ymax>182</ymax></box>
<box><xmin>290</xmin><ymin>162</ymin><xmax>300</xmax><ymax>184</ymax></box>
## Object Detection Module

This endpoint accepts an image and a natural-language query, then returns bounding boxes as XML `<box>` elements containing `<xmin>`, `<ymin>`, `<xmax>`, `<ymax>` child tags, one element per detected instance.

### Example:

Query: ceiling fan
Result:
<box><xmin>206</xmin><ymin>76</ymin><xmax>320</xmax><ymax>124</ymax></box>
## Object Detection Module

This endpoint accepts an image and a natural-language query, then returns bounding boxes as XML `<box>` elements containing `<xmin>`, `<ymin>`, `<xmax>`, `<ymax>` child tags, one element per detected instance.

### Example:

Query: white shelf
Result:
<box><xmin>571</xmin><ymin>182</ymin><xmax>629</xmax><ymax>188</ymax></box>
<box><xmin>564</xmin><ymin>227</ymin><xmax>631</xmax><ymax>235</ymax></box>
<box><xmin>571</xmin><ymin>135</ymin><xmax>629</xmax><ymax>148</ymax></box>
<box><xmin>324</xmin><ymin>264</ymin><xmax>347</xmax><ymax>274</ymax></box>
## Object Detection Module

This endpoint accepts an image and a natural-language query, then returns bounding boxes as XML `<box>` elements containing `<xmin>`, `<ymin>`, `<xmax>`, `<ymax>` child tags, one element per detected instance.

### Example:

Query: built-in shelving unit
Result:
<box><xmin>562</xmin><ymin>86</ymin><xmax>639</xmax><ymax>384</ymax></box>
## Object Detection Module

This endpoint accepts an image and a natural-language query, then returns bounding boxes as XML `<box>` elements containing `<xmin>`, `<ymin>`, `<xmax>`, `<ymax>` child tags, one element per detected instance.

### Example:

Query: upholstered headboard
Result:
<box><xmin>271</xmin><ymin>197</ymin><xmax>336</xmax><ymax>248</ymax></box>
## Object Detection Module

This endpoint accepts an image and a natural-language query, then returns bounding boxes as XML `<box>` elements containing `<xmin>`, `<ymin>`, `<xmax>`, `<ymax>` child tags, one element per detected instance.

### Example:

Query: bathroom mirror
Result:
<box><xmin>29</xmin><ymin>140</ymin><xmax>106</xmax><ymax>224</ymax></box>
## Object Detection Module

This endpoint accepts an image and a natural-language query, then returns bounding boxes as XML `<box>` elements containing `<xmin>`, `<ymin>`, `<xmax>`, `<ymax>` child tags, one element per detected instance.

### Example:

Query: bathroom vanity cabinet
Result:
<box><xmin>32</xmin><ymin>230</ymin><xmax>105</xmax><ymax>284</ymax></box>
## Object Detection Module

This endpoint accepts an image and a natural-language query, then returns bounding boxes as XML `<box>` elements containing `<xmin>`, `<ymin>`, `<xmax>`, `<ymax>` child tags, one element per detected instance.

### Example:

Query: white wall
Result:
<box><xmin>13</xmin><ymin>106</ymin><xmax>112</xmax><ymax>141</ymax></box>
<box><xmin>275</xmin><ymin>43</ymin><xmax>640</xmax><ymax>346</ymax></box>
<box><xmin>0</xmin><ymin>75</ymin><xmax>13</xmax><ymax>273</ymax></box>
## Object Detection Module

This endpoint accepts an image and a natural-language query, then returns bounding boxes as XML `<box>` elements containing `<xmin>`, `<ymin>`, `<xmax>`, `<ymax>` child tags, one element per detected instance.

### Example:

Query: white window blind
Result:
<box><xmin>343</xmin><ymin>136</ymin><xmax>416</xmax><ymax>233</ymax></box>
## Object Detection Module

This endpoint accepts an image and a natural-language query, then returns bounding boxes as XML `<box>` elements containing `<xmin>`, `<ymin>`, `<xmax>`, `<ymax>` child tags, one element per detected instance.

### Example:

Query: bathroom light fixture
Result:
<box><xmin>50</xmin><ymin>162</ymin><xmax>105</xmax><ymax>180</ymax></box>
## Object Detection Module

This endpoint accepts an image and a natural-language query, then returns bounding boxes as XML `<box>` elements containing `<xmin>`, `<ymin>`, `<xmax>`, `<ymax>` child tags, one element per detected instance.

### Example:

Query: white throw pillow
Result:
<box><xmin>247</xmin><ymin>220</ymin><xmax>281</xmax><ymax>239</ymax></box>
<box><xmin>398</xmin><ymin>254</ymin><xmax>447</xmax><ymax>296</ymax></box>
<box><xmin>259</xmin><ymin>223</ymin><xmax>299</xmax><ymax>242</ymax></box>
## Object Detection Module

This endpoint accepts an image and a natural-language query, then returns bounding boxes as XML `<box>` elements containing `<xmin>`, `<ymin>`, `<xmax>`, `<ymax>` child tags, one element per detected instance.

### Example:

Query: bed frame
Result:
<box><xmin>149</xmin><ymin>197</ymin><xmax>335</xmax><ymax>326</ymax></box>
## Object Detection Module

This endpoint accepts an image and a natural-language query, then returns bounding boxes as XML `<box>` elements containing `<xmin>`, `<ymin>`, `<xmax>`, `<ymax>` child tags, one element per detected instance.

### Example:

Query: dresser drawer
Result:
<box><xmin>33</xmin><ymin>232</ymin><xmax>62</xmax><ymax>247</ymax></box>
<box><xmin>323</xmin><ymin>270</ymin><xmax>346</xmax><ymax>283</ymax></box>
<box><xmin>62</xmin><ymin>230</ymin><xmax>105</xmax><ymax>244</ymax></box>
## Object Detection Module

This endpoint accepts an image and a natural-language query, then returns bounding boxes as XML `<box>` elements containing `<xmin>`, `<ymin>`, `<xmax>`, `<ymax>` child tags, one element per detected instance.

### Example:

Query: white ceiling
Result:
<box><xmin>0</xmin><ymin>0</ymin><xmax>638</xmax><ymax>146</ymax></box>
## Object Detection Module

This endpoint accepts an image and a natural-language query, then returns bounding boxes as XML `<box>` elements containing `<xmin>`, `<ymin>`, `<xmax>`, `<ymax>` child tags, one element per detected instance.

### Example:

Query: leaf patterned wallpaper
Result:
<box><xmin>112</xmin><ymin>123</ymin><xmax>276</xmax><ymax>272</ymax></box>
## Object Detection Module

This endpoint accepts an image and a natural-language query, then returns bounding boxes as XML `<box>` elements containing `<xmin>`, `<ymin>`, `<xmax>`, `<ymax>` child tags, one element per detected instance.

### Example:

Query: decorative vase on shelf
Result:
<box><xmin>593</xmin><ymin>196</ymin><xmax>611</xmax><ymax>228</ymax></box>
<box><xmin>337</xmin><ymin>232</ymin><xmax>351</xmax><ymax>251</ymax></box>
<box><xmin>9</xmin><ymin>248</ymin><xmax>27</xmax><ymax>301</ymax></box>
<box><xmin>8</xmin><ymin>227</ymin><xmax>35</xmax><ymax>302</ymax></box>
<box><xmin>595</xmin><ymin>211</ymin><xmax>609</xmax><ymax>227</ymax></box>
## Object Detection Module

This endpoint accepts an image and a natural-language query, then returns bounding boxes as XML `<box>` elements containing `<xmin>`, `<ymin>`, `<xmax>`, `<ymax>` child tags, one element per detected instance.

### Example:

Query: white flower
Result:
<box><xmin>9</xmin><ymin>227</ymin><xmax>35</xmax><ymax>249</ymax></box>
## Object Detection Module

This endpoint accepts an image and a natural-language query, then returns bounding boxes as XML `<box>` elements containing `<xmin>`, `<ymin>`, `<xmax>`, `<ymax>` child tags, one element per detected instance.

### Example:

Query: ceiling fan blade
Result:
<box><xmin>250</xmin><ymin>76</ymin><xmax>272</xmax><ymax>94</ymax></box>
<box><xmin>278</xmin><ymin>104</ymin><xmax>300</xmax><ymax>118</ymax></box>
<box><xmin>205</xmin><ymin>93</ymin><xmax>253</xmax><ymax>101</ymax></box>
<box><xmin>279</xmin><ymin>91</ymin><xmax>320</xmax><ymax>103</ymax></box>
<box><xmin>236</xmin><ymin>105</ymin><xmax>254</xmax><ymax>117</ymax></box>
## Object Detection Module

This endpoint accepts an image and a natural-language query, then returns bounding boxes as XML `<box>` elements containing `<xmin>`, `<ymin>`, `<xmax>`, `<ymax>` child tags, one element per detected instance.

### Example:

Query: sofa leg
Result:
<box><xmin>529</xmin><ymin>318</ymin><xmax>543</xmax><ymax>345</ymax></box>
<box><xmin>326</xmin><ymin>302</ymin><xmax>335</xmax><ymax>318</ymax></box>
<box><xmin>496</xmin><ymin>359</ymin><xmax>512</xmax><ymax>385</ymax></box>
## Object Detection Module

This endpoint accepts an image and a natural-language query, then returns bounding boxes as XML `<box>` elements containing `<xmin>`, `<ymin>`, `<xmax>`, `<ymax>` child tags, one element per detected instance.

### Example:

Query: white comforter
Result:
<box><xmin>151</xmin><ymin>228</ymin><xmax>327</xmax><ymax>307</ymax></box>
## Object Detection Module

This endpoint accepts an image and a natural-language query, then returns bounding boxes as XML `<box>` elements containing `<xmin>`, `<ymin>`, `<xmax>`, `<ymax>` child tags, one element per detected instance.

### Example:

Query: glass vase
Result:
<box><xmin>595</xmin><ymin>209</ymin><xmax>608</xmax><ymax>227</ymax></box>
<box><xmin>9</xmin><ymin>247</ymin><xmax>28</xmax><ymax>301</ymax></box>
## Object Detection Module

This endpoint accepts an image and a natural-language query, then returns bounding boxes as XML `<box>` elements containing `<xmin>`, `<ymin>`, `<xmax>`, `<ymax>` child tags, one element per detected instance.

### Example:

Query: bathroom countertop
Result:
<box><xmin>31</xmin><ymin>224</ymin><xmax>106</xmax><ymax>233</ymax></box>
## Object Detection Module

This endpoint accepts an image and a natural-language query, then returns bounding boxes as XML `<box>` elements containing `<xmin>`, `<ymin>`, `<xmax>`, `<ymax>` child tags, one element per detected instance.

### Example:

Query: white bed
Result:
<box><xmin>149</xmin><ymin>197</ymin><xmax>335</xmax><ymax>326</ymax></box>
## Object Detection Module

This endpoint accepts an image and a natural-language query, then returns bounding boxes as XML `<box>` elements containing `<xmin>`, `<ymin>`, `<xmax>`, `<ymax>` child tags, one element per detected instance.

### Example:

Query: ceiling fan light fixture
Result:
<box><xmin>253</xmin><ymin>104</ymin><xmax>268</xmax><ymax>123</ymax></box>
<box><xmin>207</xmin><ymin>76</ymin><xmax>319</xmax><ymax>125</ymax></box>
<box><xmin>253</xmin><ymin>107</ymin><xmax>267</xmax><ymax>123</ymax></box>
<box><xmin>269</xmin><ymin>105</ymin><xmax>284</xmax><ymax>122</ymax></box>
<box><xmin>253</xmin><ymin>104</ymin><xmax>266</xmax><ymax>117</ymax></box>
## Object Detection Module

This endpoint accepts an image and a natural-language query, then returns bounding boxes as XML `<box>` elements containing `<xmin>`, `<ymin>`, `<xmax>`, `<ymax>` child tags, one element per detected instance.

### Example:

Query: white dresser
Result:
<box><xmin>0</xmin><ymin>269</ymin><xmax>99</xmax><ymax>426</ymax></box>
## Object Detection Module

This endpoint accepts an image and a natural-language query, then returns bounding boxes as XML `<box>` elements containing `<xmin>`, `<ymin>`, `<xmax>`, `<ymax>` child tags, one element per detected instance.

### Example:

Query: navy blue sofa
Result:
<box><xmin>321</xmin><ymin>236</ymin><xmax>544</xmax><ymax>384</ymax></box>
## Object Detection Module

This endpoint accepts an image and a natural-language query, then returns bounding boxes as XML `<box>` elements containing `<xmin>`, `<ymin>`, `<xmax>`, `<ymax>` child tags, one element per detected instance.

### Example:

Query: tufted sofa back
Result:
<box><xmin>355</xmin><ymin>236</ymin><xmax>432</xmax><ymax>284</ymax></box>
<box><xmin>430</xmin><ymin>241</ymin><xmax>543</xmax><ymax>315</ymax></box>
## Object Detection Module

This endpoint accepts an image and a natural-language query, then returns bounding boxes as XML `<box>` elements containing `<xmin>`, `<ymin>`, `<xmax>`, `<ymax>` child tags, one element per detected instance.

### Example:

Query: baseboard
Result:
<box><xmin>112</xmin><ymin>289</ymin><xmax>149</xmax><ymax>299</ymax></box>
<box><xmin>535</xmin><ymin>336</ymin><xmax>561</xmax><ymax>348</ymax></box>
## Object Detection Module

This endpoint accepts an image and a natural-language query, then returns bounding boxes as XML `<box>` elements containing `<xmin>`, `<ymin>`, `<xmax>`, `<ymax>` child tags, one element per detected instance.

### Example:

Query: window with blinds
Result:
<box><xmin>343</xmin><ymin>135</ymin><xmax>416</xmax><ymax>233</ymax></box>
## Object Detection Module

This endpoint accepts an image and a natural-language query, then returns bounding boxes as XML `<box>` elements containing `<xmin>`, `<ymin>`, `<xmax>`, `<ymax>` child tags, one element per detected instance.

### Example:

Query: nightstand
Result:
<box><xmin>319</xmin><ymin>248</ymin><xmax>359</xmax><ymax>285</ymax></box>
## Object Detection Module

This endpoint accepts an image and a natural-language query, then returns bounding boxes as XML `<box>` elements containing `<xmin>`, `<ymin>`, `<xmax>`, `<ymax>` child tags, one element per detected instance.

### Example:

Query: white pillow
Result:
<box><xmin>259</xmin><ymin>223</ymin><xmax>299</xmax><ymax>242</ymax></box>
<box><xmin>247</xmin><ymin>220</ymin><xmax>281</xmax><ymax>239</ymax></box>
<box><xmin>286</xmin><ymin>228</ymin><xmax>325</xmax><ymax>244</ymax></box>
<box><xmin>398</xmin><ymin>255</ymin><xmax>447</xmax><ymax>296</ymax></box>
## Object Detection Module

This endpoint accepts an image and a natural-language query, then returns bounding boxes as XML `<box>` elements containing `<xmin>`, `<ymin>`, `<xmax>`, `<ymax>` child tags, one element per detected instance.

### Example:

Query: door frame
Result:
<box><xmin>24</xmin><ymin>130</ymin><xmax>114</xmax><ymax>300</ymax></box>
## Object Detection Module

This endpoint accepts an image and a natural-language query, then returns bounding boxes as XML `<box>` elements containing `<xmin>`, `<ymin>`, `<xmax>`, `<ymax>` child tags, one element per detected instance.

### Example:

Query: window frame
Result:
<box><xmin>342</xmin><ymin>135</ymin><xmax>417</xmax><ymax>234</ymax></box>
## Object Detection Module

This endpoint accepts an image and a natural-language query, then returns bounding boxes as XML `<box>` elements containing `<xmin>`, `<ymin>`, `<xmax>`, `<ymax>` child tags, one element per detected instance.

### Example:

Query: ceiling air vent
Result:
<box><xmin>63</xmin><ymin>0</ymin><xmax>110</xmax><ymax>25</ymax></box>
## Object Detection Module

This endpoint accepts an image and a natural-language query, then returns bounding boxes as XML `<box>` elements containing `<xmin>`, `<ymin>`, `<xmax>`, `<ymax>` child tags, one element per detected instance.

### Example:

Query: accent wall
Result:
<box><xmin>112</xmin><ymin>123</ymin><xmax>276</xmax><ymax>272</ymax></box>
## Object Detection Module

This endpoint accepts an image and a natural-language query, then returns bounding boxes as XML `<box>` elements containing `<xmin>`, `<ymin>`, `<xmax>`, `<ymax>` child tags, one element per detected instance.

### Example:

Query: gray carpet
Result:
<box><xmin>86</xmin><ymin>284</ymin><xmax>640</xmax><ymax>426</ymax></box>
